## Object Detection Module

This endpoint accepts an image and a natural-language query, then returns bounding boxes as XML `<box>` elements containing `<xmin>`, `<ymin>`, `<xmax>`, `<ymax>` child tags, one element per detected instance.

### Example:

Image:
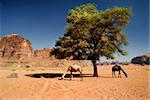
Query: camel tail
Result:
<box><xmin>121</xmin><ymin>68</ymin><xmax>128</xmax><ymax>78</ymax></box>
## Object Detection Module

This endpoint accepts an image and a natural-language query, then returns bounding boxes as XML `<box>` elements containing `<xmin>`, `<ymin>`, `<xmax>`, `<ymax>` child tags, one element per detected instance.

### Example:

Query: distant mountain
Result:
<box><xmin>0</xmin><ymin>34</ymin><xmax>53</xmax><ymax>59</ymax></box>
<box><xmin>131</xmin><ymin>53</ymin><xmax>150</xmax><ymax>65</ymax></box>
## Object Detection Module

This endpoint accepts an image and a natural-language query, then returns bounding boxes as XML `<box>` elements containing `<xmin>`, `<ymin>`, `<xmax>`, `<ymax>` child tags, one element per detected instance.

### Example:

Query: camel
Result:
<box><xmin>59</xmin><ymin>64</ymin><xmax>83</xmax><ymax>80</ymax></box>
<box><xmin>112</xmin><ymin>64</ymin><xmax>128</xmax><ymax>78</ymax></box>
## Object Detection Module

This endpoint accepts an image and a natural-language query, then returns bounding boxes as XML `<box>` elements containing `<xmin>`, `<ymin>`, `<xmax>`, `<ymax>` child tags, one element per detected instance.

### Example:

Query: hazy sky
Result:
<box><xmin>0</xmin><ymin>0</ymin><xmax>149</xmax><ymax>62</ymax></box>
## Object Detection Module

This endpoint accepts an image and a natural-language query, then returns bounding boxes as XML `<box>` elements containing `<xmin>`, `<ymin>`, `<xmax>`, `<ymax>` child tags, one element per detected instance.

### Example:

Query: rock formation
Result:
<box><xmin>0</xmin><ymin>34</ymin><xmax>34</xmax><ymax>59</ymax></box>
<box><xmin>131</xmin><ymin>53</ymin><xmax>150</xmax><ymax>65</ymax></box>
<box><xmin>0</xmin><ymin>34</ymin><xmax>54</xmax><ymax>59</ymax></box>
<box><xmin>34</xmin><ymin>48</ymin><xmax>52</xmax><ymax>58</ymax></box>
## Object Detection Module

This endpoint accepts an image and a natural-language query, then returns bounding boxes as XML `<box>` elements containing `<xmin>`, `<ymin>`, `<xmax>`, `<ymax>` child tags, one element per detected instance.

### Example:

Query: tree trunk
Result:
<box><xmin>92</xmin><ymin>59</ymin><xmax>98</xmax><ymax>77</ymax></box>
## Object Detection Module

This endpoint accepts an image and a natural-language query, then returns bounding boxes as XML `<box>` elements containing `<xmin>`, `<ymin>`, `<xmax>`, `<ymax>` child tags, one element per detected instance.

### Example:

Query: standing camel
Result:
<box><xmin>112</xmin><ymin>64</ymin><xmax>128</xmax><ymax>78</ymax></box>
<box><xmin>59</xmin><ymin>64</ymin><xmax>83</xmax><ymax>80</ymax></box>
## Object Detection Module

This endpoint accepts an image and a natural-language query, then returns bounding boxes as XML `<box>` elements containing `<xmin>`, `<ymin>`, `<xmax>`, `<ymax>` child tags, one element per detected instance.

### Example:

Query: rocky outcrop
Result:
<box><xmin>0</xmin><ymin>34</ymin><xmax>54</xmax><ymax>59</ymax></box>
<box><xmin>34</xmin><ymin>48</ymin><xmax>52</xmax><ymax>58</ymax></box>
<box><xmin>131</xmin><ymin>53</ymin><xmax>150</xmax><ymax>65</ymax></box>
<box><xmin>0</xmin><ymin>34</ymin><xmax>34</xmax><ymax>59</ymax></box>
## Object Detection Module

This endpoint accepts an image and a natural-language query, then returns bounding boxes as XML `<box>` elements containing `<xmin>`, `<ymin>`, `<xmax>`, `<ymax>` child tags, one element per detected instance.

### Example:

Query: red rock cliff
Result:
<box><xmin>0</xmin><ymin>34</ymin><xmax>34</xmax><ymax>59</ymax></box>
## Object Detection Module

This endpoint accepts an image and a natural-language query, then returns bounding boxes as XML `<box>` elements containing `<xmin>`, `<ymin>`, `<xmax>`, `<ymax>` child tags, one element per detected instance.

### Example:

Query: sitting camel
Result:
<box><xmin>59</xmin><ymin>64</ymin><xmax>83</xmax><ymax>80</ymax></box>
<box><xmin>112</xmin><ymin>64</ymin><xmax>128</xmax><ymax>78</ymax></box>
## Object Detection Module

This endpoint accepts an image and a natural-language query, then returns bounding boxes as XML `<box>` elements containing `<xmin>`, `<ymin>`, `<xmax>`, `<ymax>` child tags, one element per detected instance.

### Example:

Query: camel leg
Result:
<box><xmin>118</xmin><ymin>71</ymin><xmax>121</xmax><ymax>78</ymax></box>
<box><xmin>114</xmin><ymin>72</ymin><xmax>117</xmax><ymax>78</ymax></box>
<box><xmin>70</xmin><ymin>72</ymin><xmax>73</xmax><ymax>80</ymax></box>
<box><xmin>79</xmin><ymin>70</ymin><xmax>83</xmax><ymax>81</ymax></box>
<box><xmin>60</xmin><ymin>73</ymin><xmax>67</xmax><ymax>80</ymax></box>
<box><xmin>112</xmin><ymin>71</ymin><xmax>114</xmax><ymax>78</ymax></box>
<box><xmin>113</xmin><ymin>71</ymin><xmax>117</xmax><ymax>78</ymax></box>
<box><xmin>119</xmin><ymin>70</ymin><xmax>121</xmax><ymax>78</ymax></box>
<box><xmin>60</xmin><ymin>69</ymin><xmax>69</xmax><ymax>80</ymax></box>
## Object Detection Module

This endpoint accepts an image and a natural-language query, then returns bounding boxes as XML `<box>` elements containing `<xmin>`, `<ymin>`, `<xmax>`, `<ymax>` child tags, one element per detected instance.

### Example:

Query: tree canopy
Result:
<box><xmin>51</xmin><ymin>3</ymin><xmax>131</xmax><ymax>76</ymax></box>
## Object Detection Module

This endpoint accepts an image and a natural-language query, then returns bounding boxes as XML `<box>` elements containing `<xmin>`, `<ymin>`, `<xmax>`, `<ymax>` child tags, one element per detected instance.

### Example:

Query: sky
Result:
<box><xmin>0</xmin><ymin>0</ymin><xmax>149</xmax><ymax>62</ymax></box>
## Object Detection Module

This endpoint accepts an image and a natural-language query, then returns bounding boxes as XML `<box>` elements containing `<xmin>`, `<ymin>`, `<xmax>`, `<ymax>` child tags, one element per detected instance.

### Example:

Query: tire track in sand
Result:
<box><xmin>39</xmin><ymin>78</ymin><xmax>50</xmax><ymax>95</ymax></box>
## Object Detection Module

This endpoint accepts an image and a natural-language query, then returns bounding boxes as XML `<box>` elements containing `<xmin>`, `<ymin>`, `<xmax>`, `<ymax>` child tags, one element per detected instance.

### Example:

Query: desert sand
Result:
<box><xmin>0</xmin><ymin>64</ymin><xmax>149</xmax><ymax>100</ymax></box>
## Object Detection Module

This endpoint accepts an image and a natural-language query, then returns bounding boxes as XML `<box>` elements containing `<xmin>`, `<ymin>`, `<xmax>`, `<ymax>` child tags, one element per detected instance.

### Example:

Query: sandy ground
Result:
<box><xmin>0</xmin><ymin>64</ymin><xmax>149</xmax><ymax>100</ymax></box>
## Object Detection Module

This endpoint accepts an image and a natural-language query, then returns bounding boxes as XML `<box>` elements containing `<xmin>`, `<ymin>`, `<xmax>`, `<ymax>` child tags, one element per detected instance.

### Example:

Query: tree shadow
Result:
<box><xmin>25</xmin><ymin>73</ymin><xmax>126</xmax><ymax>79</ymax></box>
<box><xmin>25</xmin><ymin>73</ymin><xmax>93</xmax><ymax>78</ymax></box>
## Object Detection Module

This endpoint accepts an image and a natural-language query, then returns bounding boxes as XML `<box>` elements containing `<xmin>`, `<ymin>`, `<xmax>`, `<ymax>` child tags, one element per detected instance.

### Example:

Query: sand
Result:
<box><xmin>0</xmin><ymin>64</ymin><xmax>149</xmax><ymax>100</ymax></box>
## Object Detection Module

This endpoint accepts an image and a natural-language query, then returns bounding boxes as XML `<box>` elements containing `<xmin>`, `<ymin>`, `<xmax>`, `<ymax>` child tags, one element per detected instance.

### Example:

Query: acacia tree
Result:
<box><xmin>52</xmin><ymin>4</ymin><xmax>131</xmax><ymax>77</ymax></box>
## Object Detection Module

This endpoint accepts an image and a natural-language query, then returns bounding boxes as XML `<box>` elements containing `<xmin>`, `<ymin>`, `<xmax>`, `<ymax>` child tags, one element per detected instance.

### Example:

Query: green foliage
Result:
<box><xmin>52</xmin><ymin>3</ymin><xmax>131</xmax><ymax>61</ymax></box>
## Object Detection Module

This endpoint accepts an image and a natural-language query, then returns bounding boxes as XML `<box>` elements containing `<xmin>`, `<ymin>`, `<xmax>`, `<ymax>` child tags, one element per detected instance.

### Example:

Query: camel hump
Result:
<box><xmin>112</xmin><ymin>65</ymin><xmax>122</xmax><ymax>70</ymax></box>
<box><xmin>70</xmin><ymin>65</ymin><xmax>80</xmax><ymax>70</ymax></box>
